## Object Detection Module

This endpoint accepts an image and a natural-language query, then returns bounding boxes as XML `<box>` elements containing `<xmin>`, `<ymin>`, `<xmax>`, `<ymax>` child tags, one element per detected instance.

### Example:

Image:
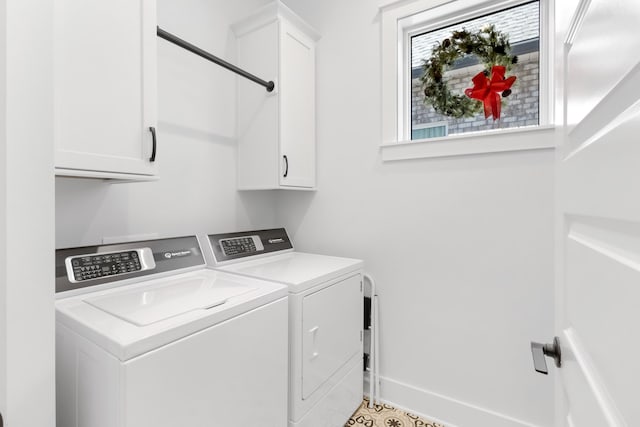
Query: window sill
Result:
<box><xmin>380</xmin><ymin>125</ymin><xmax>557</xmax><ymax>161</ymax></box>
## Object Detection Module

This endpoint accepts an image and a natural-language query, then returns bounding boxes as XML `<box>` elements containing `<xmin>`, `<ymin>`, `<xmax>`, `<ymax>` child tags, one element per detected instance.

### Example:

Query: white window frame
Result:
<box><xmin>380</xmin><ymin>0</ymin><xmax>557</xmax><ymax>160</ymax></box>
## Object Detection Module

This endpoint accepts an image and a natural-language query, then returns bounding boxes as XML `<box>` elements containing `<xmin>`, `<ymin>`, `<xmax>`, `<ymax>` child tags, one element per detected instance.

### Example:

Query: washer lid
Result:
<box><xmin>84</xmin><ymin>276</ymin><xmax>255</xmax><ymax>326</ymax></box>
<box><xmin>55</xmin><ymin>269</ymin><xmax>288</xmax><ymax>361</ymax></box>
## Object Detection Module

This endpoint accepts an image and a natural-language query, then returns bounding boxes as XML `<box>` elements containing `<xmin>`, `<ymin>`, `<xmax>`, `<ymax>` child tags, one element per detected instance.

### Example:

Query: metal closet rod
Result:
<box><xmin>157</xmin><ymin>26</ymin><xmax>275</xmax><ymax>93</ymax></box>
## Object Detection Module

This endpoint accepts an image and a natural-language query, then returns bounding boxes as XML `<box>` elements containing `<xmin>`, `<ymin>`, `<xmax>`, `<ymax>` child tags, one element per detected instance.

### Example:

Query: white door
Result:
<box><xmin>1</xmin><ymin>2</ymin><xmax>56</xmax><ymax>426</ymax></box>
<box><xmin>54</xmin><ymin>0</ymin><xmax>157</xmax><ymax>176</ymax></box>
<box><xmin>552</xmin><ymin>0</ymin><xmax>640</xmax><ymax>425</ymax></box>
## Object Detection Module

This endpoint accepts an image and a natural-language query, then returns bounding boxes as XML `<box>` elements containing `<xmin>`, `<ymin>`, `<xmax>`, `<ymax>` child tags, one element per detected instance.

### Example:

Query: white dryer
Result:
<box><xmin>204</xmin><ymin>228</ymin><xmax>364</xmax><ymax>427</ymax></box>
<box><xmin>55</xmin><ymin>235</ymin><xmax>288</xmax><ymax>427</ymax></box>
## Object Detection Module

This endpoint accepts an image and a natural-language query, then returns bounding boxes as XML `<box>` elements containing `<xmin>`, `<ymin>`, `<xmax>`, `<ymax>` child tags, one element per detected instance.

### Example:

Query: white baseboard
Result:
<box><xmin>364</xmin><ymin>375</ymin><xmax>543</xmax><ymax>427</ymax></box>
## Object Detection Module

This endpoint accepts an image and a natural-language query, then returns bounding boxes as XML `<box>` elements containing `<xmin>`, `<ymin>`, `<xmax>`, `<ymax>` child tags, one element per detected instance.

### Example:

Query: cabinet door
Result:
<box><xmin>236</xmin><ymin>20</ymin><xmax>280</xmax><ymax>190</ymax></box>
<box><xmin>302</xmin><ymin>274</ymin><xmax>362</xmax><ymax>399</ymax></box>
<box><xmin>279</xmin><ymin>20</ymin><xmax>315</xmax><ymax>188</ymax></box>
<box><xmin>54</xmin><ymin>0</ymin><xmax>157</xmax><ymax>176</ymax></box>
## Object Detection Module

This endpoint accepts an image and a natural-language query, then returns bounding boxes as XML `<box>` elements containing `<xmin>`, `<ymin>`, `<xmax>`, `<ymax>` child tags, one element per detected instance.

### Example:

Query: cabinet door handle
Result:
<box><xmin>283</xmin><ymin>155</ymin><xmax>288</xmax><ymax>177</ymax></box>
<box><xmin>149</xmin><ymin>126</ymin><xmax>157</xmax><ymax>162</ymax></box>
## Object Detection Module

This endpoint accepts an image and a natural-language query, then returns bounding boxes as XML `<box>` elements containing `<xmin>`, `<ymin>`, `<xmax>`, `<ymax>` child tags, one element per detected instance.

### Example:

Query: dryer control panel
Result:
<box><xmin>208</xmin><ymin>228</ymin><xmax>293</xmax><ymax>264</ymax></box>
<box><xmin>219</xmin><ymin>235</ymin><xmax>264</xmax><ymax>256</ymax></box>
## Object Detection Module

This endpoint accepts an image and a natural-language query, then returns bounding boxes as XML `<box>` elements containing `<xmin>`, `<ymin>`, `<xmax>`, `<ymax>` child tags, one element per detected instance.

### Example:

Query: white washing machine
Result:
<box><xmin>55</xmin><ymin>235</ymin><xmax>289</xmax><ymax>427</ymax></box>
<box><xmin>203</xmin><ymin>228</ymin><xmax>364</xmax><ymax>427</ymax></box>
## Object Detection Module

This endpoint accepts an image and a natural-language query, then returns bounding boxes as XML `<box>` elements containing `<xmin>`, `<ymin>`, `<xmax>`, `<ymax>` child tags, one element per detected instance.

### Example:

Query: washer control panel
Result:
<box><xmin>219</xmin><ymin>235</ymin><xmax>264</xmax><ymax>256</ymax></box>
<box><xmin>56</xmin><ymin>236</ymin><xmax>204</xmax><ymax>294</ymax></box>
<box><xmin>65</xmin><ymin>248</ymin><xmax>156</xmax><ymax>283</ymax></box>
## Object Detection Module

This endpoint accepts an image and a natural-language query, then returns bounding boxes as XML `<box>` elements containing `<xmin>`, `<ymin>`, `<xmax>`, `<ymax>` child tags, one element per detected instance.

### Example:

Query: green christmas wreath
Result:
<box><xmin>420</xmin><ymin>25</ymin><xmax>518</xmax><ymax>119</ymax></box>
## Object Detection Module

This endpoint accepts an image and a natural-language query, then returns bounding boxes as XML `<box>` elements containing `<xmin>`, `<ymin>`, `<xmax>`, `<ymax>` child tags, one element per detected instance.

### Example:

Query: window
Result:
<box><xmin>411</xmin><ymin>1</ymin><xmax>540</xmax><ymax>139</ymax></box>
<box><xmin>411</xmin><ymin>121</ymin><xmax>448</xmax><ymax>139</ymax></box>
<box><xmin>380</xmin><ymin>0</ymin><xmax>555</xmax><ymax>159</ymax></box>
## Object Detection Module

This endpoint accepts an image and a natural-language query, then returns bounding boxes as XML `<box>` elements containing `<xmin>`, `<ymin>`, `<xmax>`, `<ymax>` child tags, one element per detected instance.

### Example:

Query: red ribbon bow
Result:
<box><xmin>464</xmin><ymin>65</ymin><xmax>516</xmax><ymax>120</ymax></box>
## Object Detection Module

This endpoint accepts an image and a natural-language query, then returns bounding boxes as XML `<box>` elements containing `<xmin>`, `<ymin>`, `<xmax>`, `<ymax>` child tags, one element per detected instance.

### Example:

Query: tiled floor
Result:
<box><xmin>345</xmin><ymin>398</ymin><xmax>445</xmax><ymax>427</ymax></box>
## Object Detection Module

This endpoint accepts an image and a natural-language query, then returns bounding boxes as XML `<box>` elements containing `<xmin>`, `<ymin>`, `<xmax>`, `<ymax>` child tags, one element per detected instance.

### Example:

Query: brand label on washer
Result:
<box><xmin>162</xmin><ymin>249</ymin><xmax>192</xmax><ymax>259</ymax></box>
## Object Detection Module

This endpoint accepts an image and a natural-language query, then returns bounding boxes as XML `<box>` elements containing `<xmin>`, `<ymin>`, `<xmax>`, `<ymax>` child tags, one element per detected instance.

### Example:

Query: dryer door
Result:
<box><xmin>302</xmin><ymin>273</ymin><xmax>362</xmax><ymax>399</ymax></box>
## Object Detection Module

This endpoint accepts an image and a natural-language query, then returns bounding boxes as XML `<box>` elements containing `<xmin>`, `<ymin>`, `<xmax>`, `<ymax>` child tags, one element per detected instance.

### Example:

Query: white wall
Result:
<box><xmin>278</xmin><ymin>1</ymin><xmax>555</xmax><ymax>426</ymax></box>
<box><xmin>1</xmin><ymin>0</ymin><xmax>55</xmax><ymax>425</ymax></box>
<box><xmin>55</xmin><ymin>0</ymin><xmax>276</xmax><ymax>248</ymax></box>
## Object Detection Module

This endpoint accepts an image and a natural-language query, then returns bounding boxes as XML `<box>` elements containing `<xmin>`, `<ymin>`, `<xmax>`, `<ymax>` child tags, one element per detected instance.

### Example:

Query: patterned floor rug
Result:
<box><xmin>345</xmin><ymin>398</ymin><xmax>445</xmax><ymax>427</ymax></box>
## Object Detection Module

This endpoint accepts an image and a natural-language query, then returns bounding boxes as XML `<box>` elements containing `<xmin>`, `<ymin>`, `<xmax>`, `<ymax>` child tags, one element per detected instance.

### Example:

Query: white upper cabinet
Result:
<box><xmin>54</xmin><ymin>0</ymin><xmax>158</xmax><ymax>179</ymax></box>
<box><xmin>233</xmin><ymin>1</ymin><xmax>319</xmax><ymax>190</ymax></box>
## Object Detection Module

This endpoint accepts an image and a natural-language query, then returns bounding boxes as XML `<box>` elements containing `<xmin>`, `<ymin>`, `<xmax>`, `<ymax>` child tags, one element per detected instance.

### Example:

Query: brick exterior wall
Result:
<box><xmin>411</xmin><ymin>52</ymin><xmax>539</xmax><ymax>136</ymax></box>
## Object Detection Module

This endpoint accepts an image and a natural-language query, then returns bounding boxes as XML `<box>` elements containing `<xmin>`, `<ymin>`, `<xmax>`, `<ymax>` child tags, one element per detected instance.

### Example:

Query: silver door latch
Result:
<box><xmin>530</xmin><ymin>336</ymin><xmax>561</xmax><ymax>375</ymax></box>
